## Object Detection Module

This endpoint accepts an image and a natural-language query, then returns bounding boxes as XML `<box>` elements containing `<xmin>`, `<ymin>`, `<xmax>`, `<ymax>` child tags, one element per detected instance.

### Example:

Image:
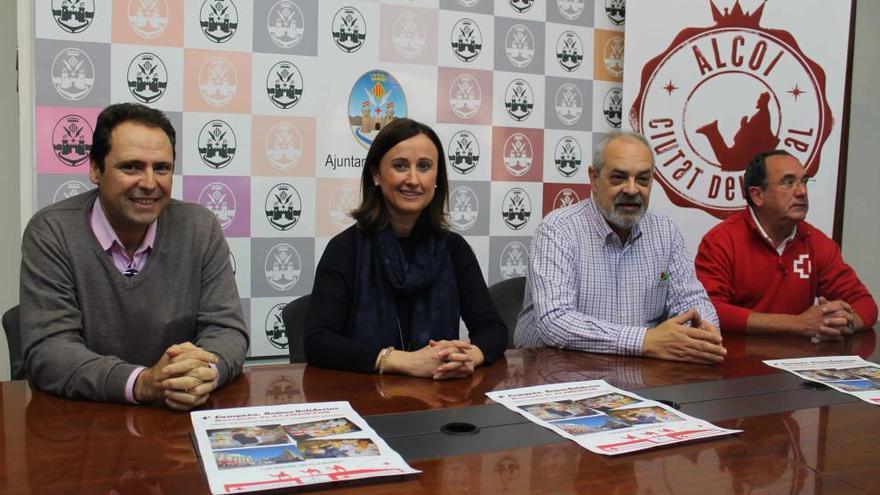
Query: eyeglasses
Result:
<box><xmin>767</xmin><ymin>176</ymin><xmax>813</xmax><ymax>190</ymax></box>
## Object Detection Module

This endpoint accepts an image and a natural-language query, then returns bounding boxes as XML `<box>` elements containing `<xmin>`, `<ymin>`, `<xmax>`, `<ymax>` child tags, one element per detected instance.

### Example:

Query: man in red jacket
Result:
<box><xmin>695</xmin><ymin>150</ymin><xmax>877</xmax><ymax>339</ymax></box>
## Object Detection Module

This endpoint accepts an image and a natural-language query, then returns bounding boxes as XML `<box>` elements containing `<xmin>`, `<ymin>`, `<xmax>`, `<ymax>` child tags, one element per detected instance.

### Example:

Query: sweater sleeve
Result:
<box><xmin>812</xmin><ymin>232</ymin><xmax>878</xmax><ymax>329</ymax></box>
<box><xmin>191</xmin><ymin>213</ymin><xmax>250</xmax><ymax>386</ymax></box>
<box><xmin>20</xmin><ymin>217</ymin><xmax>139</xmax><ymax>403</ymax></box>
<box><xmin>446</xmin><ymin>233</ymin><xmax>507</xmax><ymax>364</ymax></box>
<box><xmin>695</xmin><ymin>231</ymin><xmax>751</xmax><ymax>333</ymax></box>
<box><xmin>303</xmin><ymin>230</ymin><xmax>385</xmax><ymax>373</ymax></box>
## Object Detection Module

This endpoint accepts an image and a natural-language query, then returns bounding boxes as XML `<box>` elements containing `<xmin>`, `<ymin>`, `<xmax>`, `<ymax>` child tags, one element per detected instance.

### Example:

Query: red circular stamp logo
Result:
<box><xmin>629</xmin><ymin>2</ymin><xmax>832</xmax><ymax>218</ymax></box>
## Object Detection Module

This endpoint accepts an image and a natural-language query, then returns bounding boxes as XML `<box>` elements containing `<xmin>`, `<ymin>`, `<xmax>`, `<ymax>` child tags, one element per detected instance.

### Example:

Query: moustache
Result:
<box><xmin>613</xmin><ymin>194</ymin><xmax>643</xmax><ymax>206</ymax></box>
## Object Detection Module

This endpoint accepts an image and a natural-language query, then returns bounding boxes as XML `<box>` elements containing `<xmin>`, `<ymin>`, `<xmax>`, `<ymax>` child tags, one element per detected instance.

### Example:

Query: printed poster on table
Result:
<box><xmin>190</xmin><ymin>402</ymin><xmax>418</xmax><ymax>494</ymax></box>
<box><xmin>764</xmin><ymin>356</ymin><xmax>880</xmax><ymax>405</ymax></box>
<box><xmin>487</xmin><ymin>380</ymin><xmax>740</xmax><ymax>456</ymax></box>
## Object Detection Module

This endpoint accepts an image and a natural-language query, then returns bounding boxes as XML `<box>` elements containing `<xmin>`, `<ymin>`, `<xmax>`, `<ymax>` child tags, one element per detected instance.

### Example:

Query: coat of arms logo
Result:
<box><xmin>629</xmin><ymin>1</ymin><xmax>832</xmax><ymax>218</ymax></box>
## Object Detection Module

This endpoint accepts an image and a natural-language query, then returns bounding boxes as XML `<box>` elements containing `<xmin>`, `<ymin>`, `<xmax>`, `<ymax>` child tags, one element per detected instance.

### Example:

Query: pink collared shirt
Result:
<box><xmin>90</xmin><ymin>198</ymin><xmax>157</xmax><ymax>274</ymax></box>
<box><xmin>91</xmin><ymin>198</ymin><xmax>157</xmax><ymax>403</ymax></box>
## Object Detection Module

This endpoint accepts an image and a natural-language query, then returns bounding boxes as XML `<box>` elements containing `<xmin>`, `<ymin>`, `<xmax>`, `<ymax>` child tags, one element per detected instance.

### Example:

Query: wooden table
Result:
<box><xmin>1</xmin><ymin>330</ymin><xmax>877</xmax><ymax>494</ymax></box>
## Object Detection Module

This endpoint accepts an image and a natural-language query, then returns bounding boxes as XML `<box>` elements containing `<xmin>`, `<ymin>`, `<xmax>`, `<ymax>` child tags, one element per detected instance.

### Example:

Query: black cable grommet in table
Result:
<box><xmin>440</xmin><ymin>422</ymin><xmax>480</xmax><ymax>436</ymax></box>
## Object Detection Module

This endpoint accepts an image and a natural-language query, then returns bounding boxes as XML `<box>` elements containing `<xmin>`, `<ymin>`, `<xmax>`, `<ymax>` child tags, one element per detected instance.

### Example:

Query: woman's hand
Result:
<box><xmin>430</xmin><ymin>340</ymin><xmax>484</xmax><ymax>380</ymax></box>
<box><xmin>382</xmin><ymin>345</ymin><xmax>445</xmax><ymax>378</ymax></box>
<box><xmin>380</xmin><ymin>340</ymin><xmax>485</xmax><ymax>379</ymax></box>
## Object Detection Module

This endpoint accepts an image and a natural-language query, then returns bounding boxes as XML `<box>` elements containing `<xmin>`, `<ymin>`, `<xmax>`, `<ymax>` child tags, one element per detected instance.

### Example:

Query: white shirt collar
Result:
<box><xmin>749</xmin><ymin>207</ymin><xmax>797</xmax><ymax>255</ymax></box>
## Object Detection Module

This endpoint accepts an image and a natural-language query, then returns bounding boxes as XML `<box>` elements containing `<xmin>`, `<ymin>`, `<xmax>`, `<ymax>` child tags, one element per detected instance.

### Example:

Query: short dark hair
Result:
<box><xmin>351</xmin><ymin>118</ymin><xmax>449</xmax><ymax>233</ymax></box>
<box><xmin>89</xmin><ymin>103</ymin><xmax>176</xmax><ymax>172</ymax></box>
<box><xmin>742</xmin><ymin>149</ymin><xmax>792</xmax><ymax>207</ymax></box>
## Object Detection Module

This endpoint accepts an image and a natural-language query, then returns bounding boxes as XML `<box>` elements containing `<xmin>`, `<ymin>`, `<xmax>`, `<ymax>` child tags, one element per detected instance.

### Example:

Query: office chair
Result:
<box><xmin>487</xmin><ymin>277</ymin><xmax>526</xmax><ymax>349</ymax></box>
<box><xmin>3</xmin><ymin>305</ymin><xmax>23</xmax><ymax>380</ymax></box>
<box><xmin>281</xmin><ymin>295</ymin><xmax>310</xmax><ymax>363</ymax></box>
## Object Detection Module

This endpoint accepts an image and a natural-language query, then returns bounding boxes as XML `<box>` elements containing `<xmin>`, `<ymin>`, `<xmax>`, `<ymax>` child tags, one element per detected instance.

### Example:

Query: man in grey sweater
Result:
<box><xmin>20</xmin><ymin>103</ymin><xmax>249</xmax><ymax>410</ymax></box>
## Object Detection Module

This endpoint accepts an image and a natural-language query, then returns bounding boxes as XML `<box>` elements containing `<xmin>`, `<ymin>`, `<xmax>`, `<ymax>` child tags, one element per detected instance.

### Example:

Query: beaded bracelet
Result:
<box><xmin>377</xmin><ymin>346</ymin><xmax>394</xmax><ymax>375</ymax></box>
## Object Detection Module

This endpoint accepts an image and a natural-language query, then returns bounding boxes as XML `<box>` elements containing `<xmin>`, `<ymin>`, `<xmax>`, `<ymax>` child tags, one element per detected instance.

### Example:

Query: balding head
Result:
<box><xmin>592</xmin><ymin>131</ymin><xmax>654</xmax><ymax>175</ymax></box>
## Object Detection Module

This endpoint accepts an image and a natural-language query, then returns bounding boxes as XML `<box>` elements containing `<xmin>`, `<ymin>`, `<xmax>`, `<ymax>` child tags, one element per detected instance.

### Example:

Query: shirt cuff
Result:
<box><xmin>125</xmin><ymin>367</ymin><xmax>147</xmax><ymax>404</ymax></box>
<box><xmin>616</xmin><ymin>326</ymin><xmax>648</xmax><ymax>356</ymax></box>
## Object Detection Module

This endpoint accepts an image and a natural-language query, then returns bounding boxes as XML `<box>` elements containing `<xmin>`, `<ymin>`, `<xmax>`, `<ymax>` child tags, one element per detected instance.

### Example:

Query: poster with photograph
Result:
<box><xmin>487</xmin><ymin>380</ymin><xmax>740</xmax><ymax>455</ymax></box>
<box><xmin>764</xmin><ymin>356</ymin><xmax>880</xmax><ymax>405</ymax></box>
<box><xmin>191</xmin><ymin>402</ymin><xmax>418</xmax><ymax>494</ymax></box>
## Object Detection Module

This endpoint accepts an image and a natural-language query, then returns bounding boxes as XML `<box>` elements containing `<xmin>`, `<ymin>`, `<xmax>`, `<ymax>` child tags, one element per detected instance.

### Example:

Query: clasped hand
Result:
<box><xmin>643</xmin><ymin>308</ymin><xmax>727</xmax><ymax>365</ymax></box>
<box><xmin>384</xmin><ymin>340</ymin><xmax>485</xmax><ymax>380</ymax></box>
<box><xmin>134</xmin><ymin>342</ymin><xmax>219</xmax><ymax>411</ymax></box>
<box><xmin>806</xmin><ymin>297</ymin><xmax>857</xmax><ymax>343</ymax></box>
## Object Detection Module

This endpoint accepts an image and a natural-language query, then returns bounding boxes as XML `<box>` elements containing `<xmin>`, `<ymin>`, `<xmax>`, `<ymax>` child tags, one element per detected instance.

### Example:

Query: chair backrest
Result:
<box><xmin>3</xmin><ymin>305</ymin><xmax>23</xmax><ymax>380</ymax></box>
<box><xmin>281</xmin><ymin>295</ymin><xmax>310</xmax><ymax>364</ymax></box>
<box><xmin>487</xmin><ymin>277</ymin><xmax>526</xmax><ymax>349</ymax></box>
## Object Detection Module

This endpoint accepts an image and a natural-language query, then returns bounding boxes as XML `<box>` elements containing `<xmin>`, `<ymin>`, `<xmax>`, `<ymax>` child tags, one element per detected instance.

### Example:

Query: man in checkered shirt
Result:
<box><xmin>515</xmin><ymin>132</ymin><xmax>726</xmax><ymax>364</ymax></box>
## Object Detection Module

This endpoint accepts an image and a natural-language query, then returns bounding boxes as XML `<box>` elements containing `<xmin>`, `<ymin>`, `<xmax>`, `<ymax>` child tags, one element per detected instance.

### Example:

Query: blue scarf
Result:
<box><xmin>351</xmin><ymin>225</ymin><xmax>460</xmax><ymax>351</ymax></box>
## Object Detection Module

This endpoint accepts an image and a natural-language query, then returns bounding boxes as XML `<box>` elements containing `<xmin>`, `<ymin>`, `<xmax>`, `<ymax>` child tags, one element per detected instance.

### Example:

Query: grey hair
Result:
<box><xmin>592</xmin><ymin>131</ymin><xmax>654</xmax><ymax>174</ymax></box>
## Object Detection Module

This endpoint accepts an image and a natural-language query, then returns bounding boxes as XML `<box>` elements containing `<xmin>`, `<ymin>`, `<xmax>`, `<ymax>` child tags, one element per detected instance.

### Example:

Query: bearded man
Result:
<box><xmin>515</xmin><ymin>132</ymin><xmax>726</xmax><ymax>364</ymax></box>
